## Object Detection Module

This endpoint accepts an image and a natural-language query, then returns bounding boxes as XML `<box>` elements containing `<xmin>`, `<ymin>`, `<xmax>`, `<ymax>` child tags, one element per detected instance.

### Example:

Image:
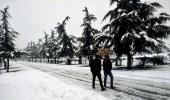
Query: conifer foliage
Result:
<box><xmin>0</xmin><ymin>6</ymin><xmax>18</xmax><ymax>72</ymax></box>
<box><xmin>81</xmin><ymin>7</ymin><xmax>100</xmax><ymax>57</ymax></box>
<box><xmin>101</xmin><ymin>0</ymin><xmax>170</xmax><ymax>69</ymax></box>
<box><xmin>55</xmin><ymin>16</ymin><xmax>76</xmax><ymax>64</ymax></box>
<box><xmin>25</xmin><ymin>16</ymin><xmax>76</xmax><ymax>65</ymax></box>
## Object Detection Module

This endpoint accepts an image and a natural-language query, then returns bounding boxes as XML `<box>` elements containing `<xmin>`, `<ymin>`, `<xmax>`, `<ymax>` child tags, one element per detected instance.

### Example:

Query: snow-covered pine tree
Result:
<box><xmin>101</xmin><ymin>0</ymin><xmax>170</xmax><ymax>69</ymax></box>
<box><xmin>55</xmin><ymin>16</ymin><xmax>75</xmax><ymax>65</ymax></box>
<box><xmin>0</xmin><ymin>6</ymin><xmax>19</xmax><ymax>72</ymax></box>
<box><xmin>81</xmin><ymin>7</ymin><xmax>100</xmax><ymax>57</ymax></box>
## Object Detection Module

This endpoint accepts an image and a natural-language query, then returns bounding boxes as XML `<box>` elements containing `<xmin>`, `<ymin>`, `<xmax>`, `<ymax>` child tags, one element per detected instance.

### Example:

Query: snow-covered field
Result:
<box><xmin>0</xmin><ymin>61</ymin><xmax>170</xmax><ymax>100</ymax></box>
<box><xmin>0</xmin><ymin>63</ymin><xmax>109</xmax><ymax>100</ymax></box>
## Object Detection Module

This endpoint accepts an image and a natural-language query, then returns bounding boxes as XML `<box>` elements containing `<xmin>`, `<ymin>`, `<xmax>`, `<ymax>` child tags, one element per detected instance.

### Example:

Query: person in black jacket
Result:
<box><xmin>90</xmin><ymin>55</ymin><xmax>105</xmax><ymax>91</ymax></box>
<box><xmin>103</xmin><ymin>56</ymin><xmax>114</xmax><ymax>88</ymax></box>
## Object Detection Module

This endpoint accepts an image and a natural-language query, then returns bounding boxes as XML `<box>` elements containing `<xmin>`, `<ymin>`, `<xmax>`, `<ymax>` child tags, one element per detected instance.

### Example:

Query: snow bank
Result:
<box><xmin>0</xmin><ymin>64</ymin><xmax>110</xmax><ymax>100</ymax></box>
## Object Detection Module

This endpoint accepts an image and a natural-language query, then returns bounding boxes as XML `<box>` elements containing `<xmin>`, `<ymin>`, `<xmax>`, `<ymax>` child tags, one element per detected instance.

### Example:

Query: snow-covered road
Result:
<box><xmin>0</xmin><ymin>62</ymin><xmax>110</xmax><ymax>100</ymax></box>
<box><xmin>14</xmin><ymin>61</ymin><xmax>170</xmax><ymax>100</ymax></box>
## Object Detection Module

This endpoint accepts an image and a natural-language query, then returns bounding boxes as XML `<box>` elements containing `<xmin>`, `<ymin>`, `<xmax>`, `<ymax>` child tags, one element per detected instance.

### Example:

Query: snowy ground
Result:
<box><xmin>0</xmin><ymin>61</ymin><xmax>170</xmax><ymax>100</ymax></box>
<box><xmin>113</xmin><ymin>65</ymin><xmax>170</xmax><ymax>83</ymax></box>
<box><xmin>0</xmin><ymin>63</ymin><xmax>110</xmax><ymax>100</ymax></box>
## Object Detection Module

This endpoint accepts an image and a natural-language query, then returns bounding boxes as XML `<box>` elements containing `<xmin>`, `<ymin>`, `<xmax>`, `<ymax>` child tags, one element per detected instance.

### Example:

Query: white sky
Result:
<box><xmin>0</xmin><ymin>0</ymin><xmax>170</xmax><ymax>49</ymax></box>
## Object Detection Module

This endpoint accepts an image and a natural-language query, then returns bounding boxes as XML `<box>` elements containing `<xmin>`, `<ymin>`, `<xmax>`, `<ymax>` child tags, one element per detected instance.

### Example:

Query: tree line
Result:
<box><xmin>24</xmin><ymin>7</ymin><xmax>99</xmax><ymax>65</ymax></box>
<box><xmin>19</xmin><ymin>0</ymin><xmax>170</xmax><ymax>69</ymax></box>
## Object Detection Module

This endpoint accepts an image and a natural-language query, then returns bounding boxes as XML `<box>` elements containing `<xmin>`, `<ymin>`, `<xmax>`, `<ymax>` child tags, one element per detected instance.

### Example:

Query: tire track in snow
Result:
<box><xmin>65</xmin><ymin>70</ymin><xmax>170</xmax><ymax>92</ymax></box>
<box><xmin>60</xmin><ymin>71</ymin><xmax>170</xmax><ymax>100</ymax></box>
<box><xmin>17</xmin><ymin>62</ymin><xmax>170</xmax><ymax>100</ymax></box>
<box><xmin>63</xmin><ymin>70</ymin><xmax>170</xmax><ymax>97</ymax></box>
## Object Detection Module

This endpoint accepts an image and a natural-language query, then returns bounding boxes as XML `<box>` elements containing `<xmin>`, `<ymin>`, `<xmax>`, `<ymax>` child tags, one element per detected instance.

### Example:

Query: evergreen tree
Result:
<box><xmin>40</xmin><ymin>31</ymin><xmax>51</xmax><ymax>63</ymax></box>
<box><xmin>36</xmin><ymin>38</ymin><xmax>43</xmax><ymax>62</ymax></box>
<box><xmin>74</xmin><ymin>37</ymin><xmax>84</xmax><ymax>64</ymax></box>
<box><xmin>0</xmin><ymin>6</ymin><xmax>18</xmax><ymax>72</ymax></box>
<box><xmin>81</xmin><ymin>7</ymin><xmax>100</xmax><ymax>57</ymax></box>
<box><xmin>55</xmin><ymin>16</ymin><xmax>75</xmax><ymax>64</ymax></box>
<box><xmin>24</xmin><ymin>40</ymin><xmax>42</xmax><ymax>62</ymax></box>
<box><xmin>48</xmin><ymin>30</ymin><xmax>58</xmax><ymax>63</ymax></box>
<box><xmin>101</xmin><ymin>0</ymin><xmax>170</xmax><ymax>69</ymax></box>
<box><xmin>0</xmin><ymin>25</ymin><xmax>3</xmax><ymax>52</ymax></box>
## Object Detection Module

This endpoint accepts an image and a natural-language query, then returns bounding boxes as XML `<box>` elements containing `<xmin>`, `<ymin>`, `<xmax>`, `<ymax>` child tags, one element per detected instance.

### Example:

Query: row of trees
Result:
<box><xmin>24</xmin><ymin>7</ymin><xmax>100</xmax><ymax>65</ymax></box>
<box><xmin>25</xmin><ymin>0</ymin><xmax>170</xmax><ymax>69</ymax></box>
<box><xmin>0</xmin><ymin>7</ymin><xmax>19</xmax><ymax>72</ymax></box>
<box><xmin>25</xmin><ymin>16</ymin><xmax>77</xmax><ymax>64</ymax></box>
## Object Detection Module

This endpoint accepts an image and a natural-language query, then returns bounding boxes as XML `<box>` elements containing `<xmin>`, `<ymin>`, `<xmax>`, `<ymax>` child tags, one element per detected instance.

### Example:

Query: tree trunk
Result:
<box><xmin>47</xmin><ymin>58</ymin><xmax>49</xmax><ymax>63</ymax></box>
<box><xmin>115</xmin><ymin>58</ymin><xmax>122</xmax><ymax>66</ymax></box>
<box><xmin>3</xmin><ymin>58</ymin><xmax>7</xmax><ymax>69</ymax></box>
<box><xmin>54</xmin><ymin>58</ymin><xmax>56</xmax><ymax>64</ymax></box>
<box><xmin>67</xmin><ymin>58</ymin><xmax>71</xmax><ymax>65</ymax></box>
<box><xmin>57</xmin><ymin>59</ymin><xmax>59</xmax><ymax>64</ymax></box>
<box><xmin>115</xmin><ymin>59</ymin><xmax>118</xmax><ymax>66</ymax></box>
<box><xmin>127</xmin><ymin>54</ymin><xmax>132</xmax><ymax>69</ymax></box>
<box><xmin>7</xmin><ymin>58</ymin><xmax>9</xmax><ymax>72</ymax></box>
<box><xmin>78</xmin><ymin>56</ymin><xmax>82</xmax><ymax>64</ymax></box>
<box><xmin>85</xmin><ymin>58</ymin><xmax>87</xmax><ymax>64</ymax></box>
<box><xmin>120</xmin><ymin>59</ymin><xmax>122</xmax><ymax>66</ymax></box>
<box><xmin>40</xmin><ymin>57</ymin><xmax>42</xmax><ymax>63</ymax></box>
<box><xmin>142</xmin><ymin>57</ymin><xmax>146</xmax><ymax>66</ymax></box>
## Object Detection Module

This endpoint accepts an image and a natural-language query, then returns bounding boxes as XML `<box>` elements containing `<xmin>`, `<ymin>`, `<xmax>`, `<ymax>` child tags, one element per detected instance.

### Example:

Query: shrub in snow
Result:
<box><xmin>137</xmin><ymin>55</ymin><xmax>167</xmax><ymax>65</ymax></box>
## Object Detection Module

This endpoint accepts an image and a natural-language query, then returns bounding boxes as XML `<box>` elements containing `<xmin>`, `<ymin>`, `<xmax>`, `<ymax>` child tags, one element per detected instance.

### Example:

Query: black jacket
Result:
<box><xmin>90</xmin><ymin>58</ymin><xmax>101</xmax><ymax>73</ymax></box>
<box><xmin>103</xmin><ymin>59</ymin><xmax>112</xmax><ymax>72</ymax></box>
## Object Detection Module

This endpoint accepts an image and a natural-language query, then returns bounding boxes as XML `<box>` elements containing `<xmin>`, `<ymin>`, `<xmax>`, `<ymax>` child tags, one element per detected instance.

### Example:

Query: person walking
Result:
<box><xmin>90</xmin><ymin>55</ymin><xmax>105</xmax><ymax>91</ymax></box>
<box><xmin>103</xmin><ymin>56</ymin><xmax>114</xmax><ymax>88</ymax></box>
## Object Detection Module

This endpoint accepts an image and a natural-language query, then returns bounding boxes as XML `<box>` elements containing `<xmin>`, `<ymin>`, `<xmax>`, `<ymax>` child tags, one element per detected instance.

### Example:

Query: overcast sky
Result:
<box><xmin>0</xmin><ymin>0</ymin><xmax>170</xmax><ymax>49</ymax></box>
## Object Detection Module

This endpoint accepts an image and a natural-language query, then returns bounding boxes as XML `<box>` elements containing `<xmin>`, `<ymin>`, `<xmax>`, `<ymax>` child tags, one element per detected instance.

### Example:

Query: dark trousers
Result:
<box><xmin>104</xmin><ymin>71</ymin><xmax>113</xmax><ymax>87</ymax></box>
<box><xmin>92</xmin><ymin>72</ymin><xmax>104</xmax><ymax>89</ymax></box>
